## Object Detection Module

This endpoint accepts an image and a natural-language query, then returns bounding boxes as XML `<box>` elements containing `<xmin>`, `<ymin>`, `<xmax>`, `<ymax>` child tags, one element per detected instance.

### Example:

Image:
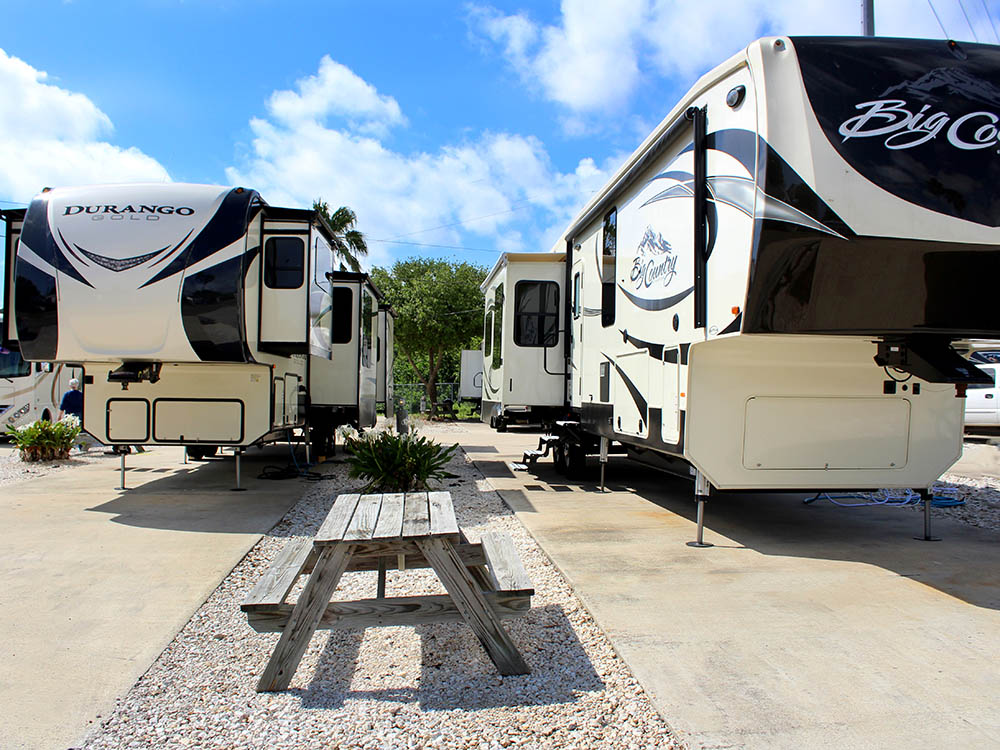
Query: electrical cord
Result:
<box><xmin>257</xmin><ymin>440</ymin><xmax>341</xmax><ymax>481</ymax></box>
<box><xmin>804</xmin><ymin>488</ymin><xmax>965</xmax><ymax>508</ymax></box>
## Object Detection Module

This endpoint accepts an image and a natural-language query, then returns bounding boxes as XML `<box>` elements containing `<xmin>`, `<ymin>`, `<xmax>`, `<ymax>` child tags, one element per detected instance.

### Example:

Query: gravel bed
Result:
<box><xmin>80</xmin><ymin>449</ymin><xmax>680</xmax><ymax>750</ymax></box>
<box><xmin>929</xmin><ymin>473</ymin><xmax>1000</xmax><ymax>531</ymax></box>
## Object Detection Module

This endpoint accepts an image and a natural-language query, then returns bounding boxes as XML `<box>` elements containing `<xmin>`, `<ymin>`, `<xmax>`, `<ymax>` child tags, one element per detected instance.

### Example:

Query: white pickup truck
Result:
<box><xmin>966</xmin><ymin>360</ymin><xmax>1000</xmax><ymax>437</ymax></box>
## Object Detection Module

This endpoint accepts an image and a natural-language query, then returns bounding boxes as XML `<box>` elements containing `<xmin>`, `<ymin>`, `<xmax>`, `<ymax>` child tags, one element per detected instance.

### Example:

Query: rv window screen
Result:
<box><xmin>264</xmin><ymin>237</ymin><xmax>304</xmax><ymax>289</ymax></box>
<box><xmin>602</xmin><ymin>209</ymin><xmax>616</xmax><ymax>327</ymax></box>
<box><xmin>0</xmin><ymin>349</ymin><xmax>30</xmax><ymax>378</ymax></box>
<box><xmin>492</xmin><ymin>284</ymin><xmax>503</xmax><ymax>370</ymax></box>
<box><xmin>514</xmin><ymin>280</ymin><xmax>559</xmax><ymax>347</ymax></box>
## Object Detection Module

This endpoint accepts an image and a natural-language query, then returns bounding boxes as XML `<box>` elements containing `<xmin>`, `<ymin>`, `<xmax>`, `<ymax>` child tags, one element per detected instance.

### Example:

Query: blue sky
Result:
<box><xmin>0</xmin><ymin>0</ymin><xmax>995</xmax><ymax>273</ymax></box>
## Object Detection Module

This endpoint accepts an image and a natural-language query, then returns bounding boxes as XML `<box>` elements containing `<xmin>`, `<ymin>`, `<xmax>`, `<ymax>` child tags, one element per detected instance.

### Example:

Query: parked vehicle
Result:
<box><xmin>459</xmin><ymin>349</ymin><xmax>484</xmax><ymax>403</ymax></box>
<box><xmin>484</xmin><ymin>36</ymin><xmax>1000</xmax><ymax>528</ymax></box>
<box><xmin>0</xmin><ymin>352</ymin><xmax>82</xmax><ymax>432</ymax></box>
<box><xmin>2</xmin><ymin>184</ymin><xmax>391</xmax><ymax>457</ymax></box>
<box><xmin>481</xmin><ymin>254</ymin><xmax>566</xmax><ymax>430</ymax></box>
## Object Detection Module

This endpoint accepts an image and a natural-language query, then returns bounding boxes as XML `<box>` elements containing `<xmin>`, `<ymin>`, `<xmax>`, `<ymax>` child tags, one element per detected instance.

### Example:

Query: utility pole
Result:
<box><xmin>862</xmin><ymin>0</ymin><xmax>875</xmax><ymax>36</ymax></box>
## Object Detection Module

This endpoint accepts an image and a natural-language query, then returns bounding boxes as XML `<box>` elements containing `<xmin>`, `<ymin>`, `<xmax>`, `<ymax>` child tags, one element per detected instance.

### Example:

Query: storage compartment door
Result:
<box><xmin>153</xmin><ymin>399</ymin><xmax>244</xmax><ymax>443</ymax></box>
<box><xmin>743</xmin><ymin>397</ymin><xmax>910</xmax><ymax>470</ymax></box>
<box><xmin>273</xmin><ymin>377</ymin><xmax>285</xmax><ymax>427</ymax></box>
<box><xmin>260</xmin><ymin>234</ymin><xmax>308</xmax><ymax>351</ymax></box>
<box><xmin>661</xmin><ymin>348</ymin><xmax>680</xmax><ymax>444</ymax></box>
<box><xmin>612</xmin><ymin>351</ymin><xmax>649</xmax><ymax>437</ymax></box>
<box><xmin>107</xmin><ymin>399</ymin><xmax>150</xmax><ymax>442</ymax></box>
<box><xmin>284</xmin><ymin>373</ymin><xmax>301</xmax><ymax>425</ymax></box>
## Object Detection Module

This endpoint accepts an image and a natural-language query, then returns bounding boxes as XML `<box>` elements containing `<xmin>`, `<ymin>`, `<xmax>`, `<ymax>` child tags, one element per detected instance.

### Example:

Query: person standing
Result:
<box><xmin>58</xmin><ymin>377</ymin><xmax>84</xmax><ymax>421</ymax></box>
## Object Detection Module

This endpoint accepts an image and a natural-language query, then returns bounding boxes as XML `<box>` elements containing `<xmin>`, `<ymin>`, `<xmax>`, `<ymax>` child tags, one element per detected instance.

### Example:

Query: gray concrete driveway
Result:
<box><xmin>426</xmin><ymin>422</ymin><xmax>1000</xmax><ymax>750</ymax></box>
<box><xmin>0</xmin><ymin>445</ymin><xmax>305</xmax><ymax>750</ymax></box>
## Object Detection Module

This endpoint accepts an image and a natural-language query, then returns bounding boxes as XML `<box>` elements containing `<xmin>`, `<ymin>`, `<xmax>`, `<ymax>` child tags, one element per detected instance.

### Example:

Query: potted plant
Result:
<box><xmin>6</xmin><ymin>415</ymin><xmax>82</xmax><ymax>462</ymax></box>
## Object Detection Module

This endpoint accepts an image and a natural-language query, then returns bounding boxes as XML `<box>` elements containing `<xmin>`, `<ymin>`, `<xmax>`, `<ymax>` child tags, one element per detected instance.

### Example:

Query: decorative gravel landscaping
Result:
<box><xmin>79</xmin><ymin>450</ymin><xmax>680</xmax><ymax>750</ymax></box>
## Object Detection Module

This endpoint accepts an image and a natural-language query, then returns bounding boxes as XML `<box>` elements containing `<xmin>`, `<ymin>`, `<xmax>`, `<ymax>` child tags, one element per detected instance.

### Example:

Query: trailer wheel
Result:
<box><xmin>565</xmin><ymin>442</ymin><xmax>586</xmax><ymax>479</ymax></box>
<box><xmin>187</xmin><ymin>445</ymin><xmax>217</xmax><ymax>460</ymax></box>
<box><xmin>553</xmin><ymin>442</ymin><xmax>568</xmax><ymax>475</ymax></box>
<box><xmin>495</xmin><ymin>418</ymin><xmax>508</xmax><ymax>433</ymax></box>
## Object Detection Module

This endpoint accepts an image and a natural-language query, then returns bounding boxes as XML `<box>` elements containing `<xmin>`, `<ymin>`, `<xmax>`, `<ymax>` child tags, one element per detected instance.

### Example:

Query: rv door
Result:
<box><xmin>259</xmin><ymin>230</ymin><xmax>308</xmax><ymax>352</ymax></box>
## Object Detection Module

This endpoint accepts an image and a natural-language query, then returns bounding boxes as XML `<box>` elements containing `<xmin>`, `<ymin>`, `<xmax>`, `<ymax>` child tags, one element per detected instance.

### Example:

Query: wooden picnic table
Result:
<box><xmin>243</xmin><ymin>491</ymin><xmax>533</xmax><ymax>692</ymax></box>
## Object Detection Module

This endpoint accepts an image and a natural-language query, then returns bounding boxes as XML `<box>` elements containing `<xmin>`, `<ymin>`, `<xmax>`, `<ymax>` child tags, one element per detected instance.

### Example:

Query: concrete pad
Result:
<box><xmin>426</xmin><ymin>423</ymin><xmax>1000</xmax><ymax>750</ymax></box>
<box><xmin>0</xmin><ymin>446</ymin><xmax>306</xmax><ymax>750</ymax></box>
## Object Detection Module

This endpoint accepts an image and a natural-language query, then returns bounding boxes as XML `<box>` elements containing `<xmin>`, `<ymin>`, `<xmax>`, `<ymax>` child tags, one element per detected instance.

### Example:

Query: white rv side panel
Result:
<box><xmin>459</xmin><ymin>350</ymin><xmax>483</xmax><ymax>400</ymax></box>
<box><xmin>84</xmin><ymin>362</ymin><xmax>273</xmax><ymax>446</ymax></box>
<box><xmin>685</xmin><ymin>336</ymin><xmax>962</xmax><ymax>490</ymax></box>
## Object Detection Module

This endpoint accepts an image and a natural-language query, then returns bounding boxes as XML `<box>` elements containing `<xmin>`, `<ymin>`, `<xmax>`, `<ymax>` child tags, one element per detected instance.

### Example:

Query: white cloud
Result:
<box><xmin>0</xmin><ymin>48</ymin><xmax>169</xmax><ymax>202</ymax></box>
<box><xmin>268</xmin><ymin>55</ymin><xmax>406</xmax><ymax>137</ymax></box>
<box><xmin>471</xmin><ymin>0</ymin><xmax>991</xmax><ymax>117</ymax></box>
<box><xmin>227</xmin><ymin>58</ymin><xmax>613</xmax><ymax>268</ymax></box>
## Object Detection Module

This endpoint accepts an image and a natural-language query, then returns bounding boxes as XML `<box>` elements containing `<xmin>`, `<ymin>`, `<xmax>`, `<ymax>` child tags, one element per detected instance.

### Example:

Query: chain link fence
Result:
<box><xmin>394</xmin><ymin>383</ymin><xmax>460</xmax><ymax>413</ymax></box>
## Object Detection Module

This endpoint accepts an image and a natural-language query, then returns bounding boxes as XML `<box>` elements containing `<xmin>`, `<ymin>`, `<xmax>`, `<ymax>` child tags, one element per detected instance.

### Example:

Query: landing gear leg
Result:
<box><xmin>231</xmin><ymin>449</ymin><xmax>247</xmax><ymax>492</ymax></box>
<box><xmin>914</xmin><ymin>488</ymin><xmax>940</xmax><ymax>541</ymax></box>
<box><xmin>687</xmin><ymin>470</ymin><xmax>713</xmax><ymax>548</ymax></box>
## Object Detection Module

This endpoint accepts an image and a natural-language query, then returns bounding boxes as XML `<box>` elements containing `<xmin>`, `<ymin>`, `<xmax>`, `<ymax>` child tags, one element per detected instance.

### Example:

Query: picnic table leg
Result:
<box><xmin>257</xmin><ymin>543</ymin><xmax>354</xmax><ymax>692</ymax></box>
<box><xmin>416</xmin><ymin>537</ymin><xmax>530</xmax><ymax>676</ymax></box>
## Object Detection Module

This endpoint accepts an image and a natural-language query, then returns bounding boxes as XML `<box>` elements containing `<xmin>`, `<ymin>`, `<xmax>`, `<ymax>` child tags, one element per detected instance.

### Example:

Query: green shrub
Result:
<box><xmin>6</xmin><ymin>416</ymin><xmax>82</xmax><ymax>462</ymax></box>
<box><xmin>344</xmin><ymin>430</ymin><xmax>459</xmax><ymax>492</ymax></box>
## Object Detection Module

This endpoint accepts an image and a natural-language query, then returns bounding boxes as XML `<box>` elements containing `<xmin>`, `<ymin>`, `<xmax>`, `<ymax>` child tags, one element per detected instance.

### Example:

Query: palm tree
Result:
<box><xmin>313</xmin><ymin>200</ymin><xmax>368</xmax><ymax>272</ymax></box>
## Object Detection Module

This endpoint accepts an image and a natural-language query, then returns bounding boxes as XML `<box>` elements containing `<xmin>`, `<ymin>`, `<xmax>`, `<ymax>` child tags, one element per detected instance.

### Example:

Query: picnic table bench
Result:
<box><xmin>242</xmin><ymin>491</ymin><xmax>533</xmax><ymax>692</ymax></box>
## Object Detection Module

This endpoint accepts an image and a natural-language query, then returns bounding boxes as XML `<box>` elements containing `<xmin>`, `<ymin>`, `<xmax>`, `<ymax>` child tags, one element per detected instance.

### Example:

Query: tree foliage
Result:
<box><xmin>313</xmin><ymin>200</ymin><xmax>368</xmax><ymax>272</ymax></box>
<box><xmin>372</xmin><ymin>258</ymin><xmax>486</xmax><ymax>413</ymax></box>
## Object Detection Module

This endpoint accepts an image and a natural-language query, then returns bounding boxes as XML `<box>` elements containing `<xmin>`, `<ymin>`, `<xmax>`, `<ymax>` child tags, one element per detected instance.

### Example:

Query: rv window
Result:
<box><xmin>313</xmin><ymin>235</ymin><xmax>333</xmax><ymax>288</ymax></box>
<box><xmin>0</xmin><ymin>349</ymin><xmax>30</xmax><ymax>378</ymax></box>
<box><xmin>264</xmin><ymin>236</ymin><xmax>305</xmax><ymax>289</ymax></box>
<box><xmin>492</xmin><ymin>284</ymin><xmax>504</xmax><ymax>370</ymax></box>
<box><xmin>330</xmin><ymin>287</ymin><xmax>354</xmax><ymax>344</ymax></box>
<box><xmin>514</xmin><ymin>280</ymin><xmax>559</xmax><ymax>347</ymax></box>
<box><xmin>483</xmin><ymin>310</ymin><xmax>493</xmax><ymax>359</ymax></box>
<box><xmin>602</xmin><ymin>209</ymin><xmax>616</xmax><ymax>327</ymax></box>
<box><xmin>573</xmin><ymin>272</ymin><xmax>581</xmax><ymax>319</ymax></box>
<box><xmin>362</xmin><ymin>291</ymin><xmax>374</xmax><ymax>367</ymax></box>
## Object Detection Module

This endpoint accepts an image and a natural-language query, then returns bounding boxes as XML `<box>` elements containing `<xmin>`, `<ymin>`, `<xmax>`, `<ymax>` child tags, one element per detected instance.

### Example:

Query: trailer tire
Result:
<box><xmin>565</xmin><ymin>443</ymin><xmax>586</xmax><ymax>479</ymax></box>
<box><xmin>187</xmin><ymin>445</ymin><xmax>217</xmax><ymax>460</ymax></box>
<box><xmin>553</xmin><ymin>442</ymin><xmax>568</xmax><ymax>475</ymax></box>
<box><xmin>495</xmin><ymin>418</ymin><xmax>507</xmax><ymax>433</ymax></box>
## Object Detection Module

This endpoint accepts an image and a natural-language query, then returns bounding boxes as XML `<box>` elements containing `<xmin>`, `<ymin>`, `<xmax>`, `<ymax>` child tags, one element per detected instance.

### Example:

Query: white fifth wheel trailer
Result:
<box><xmin>376</xmin><ymin>305</ymin><xmax>396</xmax><ymax>417</ymax></box>
<box><xmin>458</xmin><ymin>349</ymin><xmax>484</xmax><ymax>402</ymax></box>
<box><xmin>488</xmin><ymin>36</ymin><xmax>1000</xmax><ymax>542</ymax></box>
<box><xmin>2</xmin><ymin>183</ymin><xmax>389</xmax><ymax>459</ymax></box>
<box><xmin>481</xmin><ymin>253</ymin><xmax>568</xmax><ymax>430</ymax></box>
